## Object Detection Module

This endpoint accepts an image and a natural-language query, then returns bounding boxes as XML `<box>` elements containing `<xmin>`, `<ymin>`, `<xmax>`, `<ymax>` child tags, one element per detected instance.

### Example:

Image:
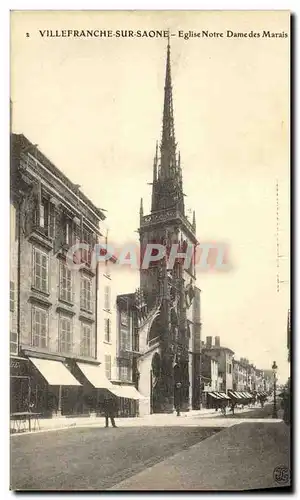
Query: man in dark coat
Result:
<box><xmin>174</xmin><ymin>382</ymin><xmax>182</xmax><ymax>416</ymax></box>
<box><xmin>103</xmin><ymin>394</ymin><xmax>118</xmax><ymax>428</ymax></box>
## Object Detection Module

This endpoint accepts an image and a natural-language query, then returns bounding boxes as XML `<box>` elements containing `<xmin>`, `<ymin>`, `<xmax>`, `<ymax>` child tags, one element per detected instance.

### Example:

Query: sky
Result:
<box><xmin>11</xmin><ymin>10</ymin><xmax>290</xmax><ymax>381</ymax></box>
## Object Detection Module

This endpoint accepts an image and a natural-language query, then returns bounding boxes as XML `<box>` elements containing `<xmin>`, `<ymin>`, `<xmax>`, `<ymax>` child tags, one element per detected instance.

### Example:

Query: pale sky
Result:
<box><xmin>11</xmin><ymin>11</ymin><xmax>290</xmax><ymax>381</ymax></box>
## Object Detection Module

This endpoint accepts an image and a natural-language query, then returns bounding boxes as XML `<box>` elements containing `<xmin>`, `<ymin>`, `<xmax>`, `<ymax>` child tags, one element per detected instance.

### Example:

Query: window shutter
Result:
<box><xmin>49</xmin><ymin>204</ymin><xmax>56</xmax><ymax>239</ymax></box>
<box><xmin>32</xmin><ymin>307</ymin><xmax>36</xmax><ymax>345</ymax></box>
<box><xmin>53</xmin><ymin>211</ymin><xmax>65</xmax><ymax>254</ymax></box>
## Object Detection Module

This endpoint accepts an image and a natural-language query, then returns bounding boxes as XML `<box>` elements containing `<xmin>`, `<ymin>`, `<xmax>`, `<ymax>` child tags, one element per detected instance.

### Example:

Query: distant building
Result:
<box><xmin>202</xmin><ymin>336</ymin><xmax>234</xmax><ymax>392</ymax></box>
<box><xmin>233</xmin><ymin>359</ymin><xmax>248</xmax><ymax>391</ymax></box>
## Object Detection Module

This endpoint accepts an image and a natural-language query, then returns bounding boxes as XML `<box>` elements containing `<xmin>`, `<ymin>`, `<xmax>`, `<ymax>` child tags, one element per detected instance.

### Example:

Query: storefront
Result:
<box><xmin>27</xmin><ymin>356</ymin><xmax>82</xmax><ymax>417</ymax></box>
<box><xmin>10</xmin><ymin>357</ymin><xmax>30</xmax><ymax>413</ymax></box>
<box><xmin>112</xmin><ymin>384</ymin><xmax>143</xmax><ymax>417</ymax></box>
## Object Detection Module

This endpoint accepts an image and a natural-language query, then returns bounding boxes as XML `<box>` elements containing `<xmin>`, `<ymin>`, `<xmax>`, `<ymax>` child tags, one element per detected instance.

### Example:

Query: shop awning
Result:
<box><xmin>29</xmin><ymin>357</ymin><xmax>81</xmax><ymax>386</ymax></box>
<box><xmin>208</xmin><ymin>392</ymin><xmax>221</xmax><ymax>399</ymax></box>
<box><xmin>77</xmin><ymin>362</ymin><xmax>113</xmax><ymax>390</ymax></box>
<box><xmin>218</xmin><ymin>392</ymin><xmax>231</xmax><ymax>400</ymax></box>
<box><xmin>113</xmin><ymin>385</ymin><xmax>148</xmax><ymax>400</ymax></box>
<box><xmin>228</xmin><ymin>391</ymin><xmax>242</xmax><ymax>399</ymax></box>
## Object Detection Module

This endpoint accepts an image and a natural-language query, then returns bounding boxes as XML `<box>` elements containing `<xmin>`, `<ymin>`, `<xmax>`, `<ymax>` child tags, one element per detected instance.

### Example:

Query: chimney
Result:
<box><xmin>206</xmin><ymin>336</ymin><xmax>212</xmax><ymax>348</ymax></box>
<box><xmin>215</xmin><ymin>336</ymin><xmax>220</xmax><ymax>347</ymax></box>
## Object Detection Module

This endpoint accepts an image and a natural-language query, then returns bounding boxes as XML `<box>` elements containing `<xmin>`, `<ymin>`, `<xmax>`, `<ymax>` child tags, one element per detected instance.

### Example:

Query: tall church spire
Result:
<box><xmin>151</xmin><ymin>38</ymin><xmax>185</xmax><ymax>214</ymax></box>
<box><xmin>160</xmin><ymin>36</ymin><xmax>176</xmax><ymax>180</ymax></box>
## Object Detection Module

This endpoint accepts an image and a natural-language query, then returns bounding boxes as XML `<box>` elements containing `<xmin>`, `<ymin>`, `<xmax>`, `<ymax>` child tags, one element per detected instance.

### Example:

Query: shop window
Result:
<box><xmin>32</xmin><ymin>306</ymin><xmax>48</xmax><ymax>348</ymax></box>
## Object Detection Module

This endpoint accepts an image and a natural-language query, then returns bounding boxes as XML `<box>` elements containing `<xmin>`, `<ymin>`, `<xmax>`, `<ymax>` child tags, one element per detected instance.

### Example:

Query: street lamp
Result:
<box><xmin>272</xmin><ymin>361</ymin><xmax>278</xmax><ymax>418</ymax></box>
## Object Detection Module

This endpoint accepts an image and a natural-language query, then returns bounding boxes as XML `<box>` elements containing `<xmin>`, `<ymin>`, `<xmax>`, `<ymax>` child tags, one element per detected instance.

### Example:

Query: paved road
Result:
<box><xmin>10</xmin><ymin>426</ymin><xmax>221</xmax><ymax>490</ymax></box>
<box><xmin>216</xmin><ymin>402</ymin><xmax>280</xmax><ymax>420</ymax></box>
<box><xmin>111</xmin><ymin>421</ymin><xmax>291</xmax><ymax>491</ymax></box>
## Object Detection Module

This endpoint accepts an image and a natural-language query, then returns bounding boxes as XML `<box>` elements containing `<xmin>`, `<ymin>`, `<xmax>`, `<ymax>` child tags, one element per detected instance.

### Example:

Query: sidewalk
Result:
<box><xmin>11</xmin><ymin>408</ymin><xmax>268</xmax><ymax>436</ymax></box>
<box><xmin>110</xmin><ymin>420</ymin><xmax>291</xmax><ymax>491</ymax></box>
<box><xmin>10</xmin><ymin>409</ymin><xmax>217</xmax><ymax>434</ymax></box>
<box><xmin>11</xmin><ymin>405</ymin><xmax>261</xmax><ymax>435</ymax></box>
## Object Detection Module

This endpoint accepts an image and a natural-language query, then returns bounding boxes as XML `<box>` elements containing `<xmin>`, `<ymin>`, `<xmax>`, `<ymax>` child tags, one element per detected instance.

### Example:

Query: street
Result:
<box><xmin>10</xmin><ymin>403</ymin><xmax>291</xmax><ymax>491</ymax></box>
<box><xmin>10</xmin><ymin>425</ymin><xmax>221</xmax><ymax>490</ymax></box>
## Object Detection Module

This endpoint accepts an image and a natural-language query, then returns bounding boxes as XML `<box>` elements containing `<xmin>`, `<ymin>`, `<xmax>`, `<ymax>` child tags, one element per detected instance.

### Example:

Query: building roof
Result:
<box><xmin>12</xmin><ymin>133</ymin><xmax>106</xmax><ymax>221</ymax></box>
<box><xmin>202</xmin><ymin>345</ymin><xmax>234</xmax><ymax>356</ymax></box>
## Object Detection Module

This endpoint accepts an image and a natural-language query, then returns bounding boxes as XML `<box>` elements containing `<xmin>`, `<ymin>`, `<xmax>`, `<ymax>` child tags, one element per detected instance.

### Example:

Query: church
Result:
<box><xmin>116</xmin><ymin>40</ymin><xmax>202</xmax><ymax>415</ymax></box>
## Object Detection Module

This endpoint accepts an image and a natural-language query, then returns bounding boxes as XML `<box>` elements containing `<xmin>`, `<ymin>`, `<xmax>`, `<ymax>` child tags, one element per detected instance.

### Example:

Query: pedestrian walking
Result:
<box><xmin>103</xmin><ymin>394</ymin><xmax>118</xmax><ymax>428</ymax></box>
<box><xmin>174</xmin><ymin>382</ymin><xmax>182</xmax><ymax>416</ymax></box>
<box><xmin>230</xmin><ymin>401</ymin><xmax>235</xmax><ymax>415</ymax></box>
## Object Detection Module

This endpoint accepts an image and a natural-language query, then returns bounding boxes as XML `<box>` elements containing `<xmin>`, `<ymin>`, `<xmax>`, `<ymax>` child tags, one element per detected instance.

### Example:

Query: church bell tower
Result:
<box><xmin>137</xmin><ymin>39</ymin><xmax>198</xmax><ymax>414</ymax></box>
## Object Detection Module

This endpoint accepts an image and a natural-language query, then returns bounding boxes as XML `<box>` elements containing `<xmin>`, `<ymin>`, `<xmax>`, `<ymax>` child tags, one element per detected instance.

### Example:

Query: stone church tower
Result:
<box><xmin>136</xmin><ymin>40</ymin><xmax>200</xmax><ymax>415</ymax></box>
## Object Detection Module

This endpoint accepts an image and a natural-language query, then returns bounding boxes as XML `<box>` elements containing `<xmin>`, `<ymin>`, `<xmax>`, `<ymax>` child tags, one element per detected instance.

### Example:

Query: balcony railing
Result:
<box><xmin>141</xmin><ymin>209</ymin><xmax>195</xmax><ymax>235</ymax></box>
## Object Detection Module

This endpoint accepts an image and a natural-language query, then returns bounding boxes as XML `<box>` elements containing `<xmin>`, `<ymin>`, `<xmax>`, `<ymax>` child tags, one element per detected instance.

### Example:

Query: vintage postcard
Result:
<box><xmin>10</xmin><ymin>10</ymin><xmax>291</xmax><ymax>491</ymax></box>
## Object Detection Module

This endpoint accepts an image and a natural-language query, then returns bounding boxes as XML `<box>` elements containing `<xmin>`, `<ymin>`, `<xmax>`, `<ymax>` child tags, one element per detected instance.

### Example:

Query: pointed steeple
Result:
<box><xmin>151</xmin><ymin>142</ymin><xmax>159</xmax><ymax>211</ymax></box>
<box><xmin>150</xmin><ymin>39</ymin><xmax>185</xmax><ymax>215</ymax></box>
<box><xmin>160</xmin><ymin>35</ymin><xmax>176</xmax><ymax>181</ymax></box>
<box><xmin>153</xmin><ymin>141</ymin><xmax>158</xmax><ymax>183</ymax></box>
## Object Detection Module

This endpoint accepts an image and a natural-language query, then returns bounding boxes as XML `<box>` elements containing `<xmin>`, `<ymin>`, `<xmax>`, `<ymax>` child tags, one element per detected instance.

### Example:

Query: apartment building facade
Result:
<box><xmin>10</xmin><ymin>133</ymin><xmax>106</xmax><ymax>417</ymax></box>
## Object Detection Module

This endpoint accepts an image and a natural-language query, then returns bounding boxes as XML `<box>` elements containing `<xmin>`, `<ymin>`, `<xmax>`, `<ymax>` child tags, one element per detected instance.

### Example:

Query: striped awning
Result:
<box><xmin>228</xmin><ymin>391</ymin><xmax>243</xmax><ymax>399</ymax></box>
<box><xmin>217</xmin><ymin>392</ymin><xmax>231</xmax><ymax>400</ymax></box>
<box><xmin>208</xmin><ymin>392</ymin><xmax>221</xmax><ymax>399</ymax></box>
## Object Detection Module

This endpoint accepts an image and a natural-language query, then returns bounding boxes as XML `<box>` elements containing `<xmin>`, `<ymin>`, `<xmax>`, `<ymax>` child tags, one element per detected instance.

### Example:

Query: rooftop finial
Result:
<box><xmin>140</xmin><ymin>197</ymin><xmax>144</xmax><ymax>217</ymax></box>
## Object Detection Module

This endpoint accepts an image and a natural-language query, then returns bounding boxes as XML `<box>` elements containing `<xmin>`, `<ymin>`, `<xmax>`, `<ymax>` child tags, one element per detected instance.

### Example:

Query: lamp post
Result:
<box><xmin>272</xmin><ymin>361</ymin><xmax>278</xmax><ymax>418</ymax></box>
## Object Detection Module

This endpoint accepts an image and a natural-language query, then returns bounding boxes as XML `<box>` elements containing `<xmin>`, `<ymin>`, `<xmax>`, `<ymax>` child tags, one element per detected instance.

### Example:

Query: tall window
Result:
<box><xmin>82</xmin><ymin>228</ymin><xmax>92</xmax><ymax>265</ymax></box>
<box><xmin>59</xmin><ymin>315</ymin><xmax>72</xmax><ymax>353</ymax></box>
<box><xmin>33</xmin><ymin>248</ymin><xmax>49</xmax><ymax>293</ymax></box>
<box><xmin>80</xmin><ymin>323</ymin><xmax>92</xmax><ymax>357</ymax></box>
<box><xmin>119</xmin><ymin>360</ymin><xmax>130</xmax><ymax>381</ymax></box>
<box><xmin>60</xmin><ymin>263</ymin><xmax>72</xmax><ymax>303</ymax></box>
<box><xmin>10</xmin><ymin>332</ymin><xmax>18</xmax><ymax>355</ymax></box>
<box><xmin>120</xmin><ymin>325</ymin><xmax>131</xmax><ymax>351</ymax></box>
<box><xmin>105</xmin><ymin>354</ymin><xmax>111</xmax><ymax>380</ymax></box>
<box><xmin>37</xmin><ymin>199</ymin><xmax>55</xmax><ymax>238</ymax></box>
<box><xmin>80</xmin><ymin>277</ymin><xmax>92</xmax><ymax>311</ymax></box>
<box><xmin>39</xmin><ymin>203</ymin><xmax>46</xmax><ymax>228</ymax></box>
<box><xmin>32</xmin><ymin>306</ymin><xmax>48</xmax><ymax>348</ymax></box>
<box><xmin>104</xmin><ymin>318</ymin><xmax>111</xmax><ymax>343</ymax></box>
<box><xmin>104</xmin><ymin>285</ymin><xmax>111</xmax><ymax>310</ymax></box>
<box><xmin>10</xmin><ymin>281</ymin><xmax>15</xmax><ymax>312</ymax></box>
